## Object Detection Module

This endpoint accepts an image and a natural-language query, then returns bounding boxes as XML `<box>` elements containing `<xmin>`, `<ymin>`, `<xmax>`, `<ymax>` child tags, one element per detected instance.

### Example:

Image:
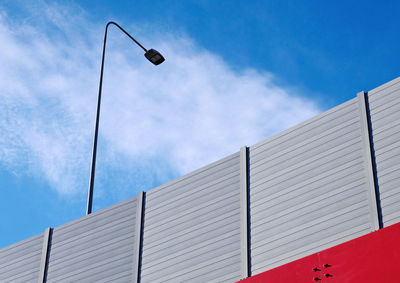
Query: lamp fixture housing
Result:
<box><xmin>145</xmin><ymin>49</ymin><xmax>165</xmax><ymax>65</ymax></box>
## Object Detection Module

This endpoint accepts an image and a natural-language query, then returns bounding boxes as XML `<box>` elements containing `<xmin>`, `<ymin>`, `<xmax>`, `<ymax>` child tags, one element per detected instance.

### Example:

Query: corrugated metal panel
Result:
<box><xmin>368</xmin><ymin>77</ymin><xmax>400</xmax><ymax>227</ymax></box>
<box><xmin>45</xmin><ymin>197</ymin><xmax>137</xmax><ymax>282</ymax></box>
<box><xmin>3</xmin><ymin>76</ymin><xmax>400</xmax><ymax>282</ymax></box>
<box><xmin>249</xmin><ymin>98</ymin><xmax>375</xmax><ymax>275</ymax></box>
<box><xmin>0</xmin><ymin>233</ymin><xmax>43</xmax><ymax>283</ymax></box>
<box><xmin>140</xmin><ymin>153</ymin><xmax>241</xmax><ymax>283</ymax></box>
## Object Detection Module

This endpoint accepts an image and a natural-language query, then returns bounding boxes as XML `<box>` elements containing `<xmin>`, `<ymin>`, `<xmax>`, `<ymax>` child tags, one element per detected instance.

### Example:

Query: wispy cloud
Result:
<box><xmin>0</xmin><ymin>3</ymin><xmax>321</xmax><ymax>199</ymax></box>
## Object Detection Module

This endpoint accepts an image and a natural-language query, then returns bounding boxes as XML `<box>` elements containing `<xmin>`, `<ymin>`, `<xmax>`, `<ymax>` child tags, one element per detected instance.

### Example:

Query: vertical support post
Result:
<box><xmin>240</xmin><ymin>146</ymin><xmax>250</xmax><ymax>278</ymax></box>
<box><xmin>38</xmin><ymin>227</ymin><xmax>52</xmax><ymax>283</ymax></box>
<box><xmin>357</xmin><ymin>91</ymin><xmax>382</xmax><ymax>230</ymax></box>
<box><xmin>133</xmin><ymin>191</ymin><xmax>145</xmax><ymax>283</ymax></box>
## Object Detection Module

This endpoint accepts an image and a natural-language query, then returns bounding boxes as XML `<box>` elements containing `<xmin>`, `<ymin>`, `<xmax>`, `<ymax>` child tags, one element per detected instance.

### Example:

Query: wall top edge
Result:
<box><xmin>367</xmin><ymin>75</ymin><xmax>400</xmax><ymax>95</ymax></box>
<box><xmin>250</xmin><ymin>97</ymin><xmax>358</xmax><ymax>151</ymax></box>
<box><xmin>147</xmin><ymin>151</ymin><xmax>240</xmax><ymax>196</ymax></box>
<box><xmin>0</xmin><ymin>232</ymin><xmax>43</xmax><ymax>252</ymax></box>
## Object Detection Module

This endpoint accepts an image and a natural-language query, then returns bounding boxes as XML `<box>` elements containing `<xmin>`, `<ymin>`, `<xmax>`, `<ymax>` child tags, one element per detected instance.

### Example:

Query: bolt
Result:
<box><xmin>312</xmin><ymin>268</ymin><xmax>321</xmax><ymax>272</ymax></box>
<box><xmin>313</xmin><ymin>278</ymin><xmax>322</xmax><ymax>281</ymax></box>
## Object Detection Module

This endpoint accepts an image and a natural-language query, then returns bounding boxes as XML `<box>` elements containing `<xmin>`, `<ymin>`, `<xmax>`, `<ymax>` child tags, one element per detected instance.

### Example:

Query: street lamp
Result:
<box><xmin>86</xmin><ymin>21</ymin><xmax>165</xmax><ymax>215</ymax></box>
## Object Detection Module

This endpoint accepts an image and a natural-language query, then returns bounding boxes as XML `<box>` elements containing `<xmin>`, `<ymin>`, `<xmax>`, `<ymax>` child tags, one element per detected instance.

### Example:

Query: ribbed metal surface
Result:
<box><xmin>45</xmin><ymin>197</ymin><xmax>137</xmax><ymax>282</ymax></box>
<box><xmin>2</xmin><ymin>77</ymin><xmax>400</xmax><ymax>282</ymax></box>
<box><xmin>368</xmin><ymin>77</ymin><xmax>400</xmax><ymax>228</ymax></box>
<box><xmin>140</xmin><ymin>152</ymin><xmax>242</xmax><ymax>283</ymax></box>
<box><xmin>249</xmin><ymin>98</ymin><xmax>374</xmax><ymax>275</ymax></box>
<box><xmin>0</xmin><ymin>233</ymin><xmax>43</xmax><ymax>282</ymax></box>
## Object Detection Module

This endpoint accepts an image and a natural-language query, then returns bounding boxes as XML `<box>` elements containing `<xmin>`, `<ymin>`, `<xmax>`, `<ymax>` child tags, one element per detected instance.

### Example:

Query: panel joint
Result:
<box><xmin>240</xmin><ymin>146</ymin><xmax>250</xmax><ymax>278</ymax></box>
<box><xmin>357</xmin><ymin>91</ymin><xmax>382</xmax><ymax>230</ymax></box>
<box><xmin>133</xmin><ymin>191</ymin><xmax>145</xmax><ymax>283</ymax></box>
<box><xmin>38</xmin><ymin>227</ymin><xmax>52</xmax><ymax>283</ymax></box>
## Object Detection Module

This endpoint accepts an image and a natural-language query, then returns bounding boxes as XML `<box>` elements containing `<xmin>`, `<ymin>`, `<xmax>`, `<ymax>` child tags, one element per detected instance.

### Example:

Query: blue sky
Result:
<box><xmin>0</xmin><ymin>1</ymin><xmax>399</xmax><ymax>248</ymax></box>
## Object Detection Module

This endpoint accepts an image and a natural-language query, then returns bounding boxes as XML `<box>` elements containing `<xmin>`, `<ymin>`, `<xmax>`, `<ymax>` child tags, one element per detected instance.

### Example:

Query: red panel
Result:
<box><xmin>242</xmin><ymin>254</ymin><xmax>320</xmax><ymax>283</ymax></box>
<box><xmin>318</xmin><ymin>223</ymin><xmax>400</xmax><ymax>282</ymax></box>
<box><xmin>238</xmin><ymin>222</ymin><xmax>400</xmax><ymax>283</ymax></box>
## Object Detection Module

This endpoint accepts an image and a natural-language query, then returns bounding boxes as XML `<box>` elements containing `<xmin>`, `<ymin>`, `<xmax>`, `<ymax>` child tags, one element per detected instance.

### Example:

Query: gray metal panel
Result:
<box><xmin>45</xmin><ymin>196</ymin><xmax>137</xmax><ymax>282</ymax></box>
<box><xmin>367</xmin><ymin>76</ymin><xmax>400</xmax><ymax>227</ymax></box>
<box><xmin>0</xmin><ymin>233</ymin><xmax>43</xmax><ymax>283</ymax></box>
<box><xmin>249</xmin><ymin>98</ymin><xmax>375</xmax><ymax>275</ymax></box>
<box><xmin>140</xmin><ymin>153</ymin><xmax>242</xmax><ymax>283</ymax></box>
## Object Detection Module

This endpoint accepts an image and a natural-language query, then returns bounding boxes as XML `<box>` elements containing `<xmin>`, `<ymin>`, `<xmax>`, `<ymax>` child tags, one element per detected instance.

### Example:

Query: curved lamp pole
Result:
<box><xmin>87</xmin><ymin>21</ymin><xmax>165</xmax><ymax>215</ymax></box>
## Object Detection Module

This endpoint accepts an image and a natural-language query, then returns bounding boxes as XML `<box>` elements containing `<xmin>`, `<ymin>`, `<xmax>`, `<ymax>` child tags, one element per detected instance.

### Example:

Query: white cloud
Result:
<box><xmin>0</xmin><ymin>3</ymin><xmax>321</xmax><ymax>198</ymax></box>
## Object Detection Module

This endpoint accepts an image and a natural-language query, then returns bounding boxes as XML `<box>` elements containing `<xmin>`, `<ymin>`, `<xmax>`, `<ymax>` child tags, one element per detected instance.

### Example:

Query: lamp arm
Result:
<box><xmin>107</xmin><ymin>21</ymin><xmax>148</xmax><ymax>52</ymax></box>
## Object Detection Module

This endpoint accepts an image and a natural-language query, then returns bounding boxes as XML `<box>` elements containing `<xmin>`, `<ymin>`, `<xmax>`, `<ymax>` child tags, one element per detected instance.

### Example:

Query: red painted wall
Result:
<box><xmin>240</xmin><ymin>222</ymin><xmax>400</xmax><ymax>283</ymax></box>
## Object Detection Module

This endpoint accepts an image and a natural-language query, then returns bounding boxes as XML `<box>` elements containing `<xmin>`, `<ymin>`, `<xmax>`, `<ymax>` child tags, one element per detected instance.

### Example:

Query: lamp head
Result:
<box><xmin>145</xmin><ymin>49</ymin><xmax>165</xmax><ymax>65</ymax></box>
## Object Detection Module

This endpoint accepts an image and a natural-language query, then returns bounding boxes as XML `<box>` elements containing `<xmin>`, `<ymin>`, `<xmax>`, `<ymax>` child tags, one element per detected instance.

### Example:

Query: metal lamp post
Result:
<box><xmin>86</xmin><ymin>21</ymin><xmax>165</xmax><ymax>215</ymax></box>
